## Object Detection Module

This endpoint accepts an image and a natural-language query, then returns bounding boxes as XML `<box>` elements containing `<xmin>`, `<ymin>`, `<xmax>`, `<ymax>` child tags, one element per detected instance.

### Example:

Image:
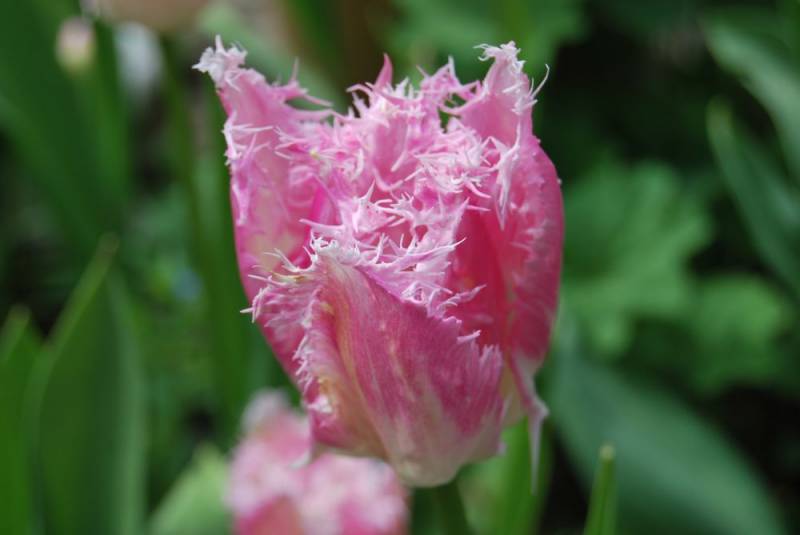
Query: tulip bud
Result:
<box><xmin>227</xmin><ymin>392</ymin><xmax>408</xmax><ymax>535</ymax></box>
<box><xmin>196</xmin><ymin>38</ymin><xmax>563</xmax><ymax>486</ymax></box>
<box><xmin>55</xmin><ymin>17</ymin><xmax>96</xmax><ymax>75</ymax></box>
<box><xmin>84</xmin><ymin>0</ymin><xmax>208</xmax><ymax>33</ymax></box>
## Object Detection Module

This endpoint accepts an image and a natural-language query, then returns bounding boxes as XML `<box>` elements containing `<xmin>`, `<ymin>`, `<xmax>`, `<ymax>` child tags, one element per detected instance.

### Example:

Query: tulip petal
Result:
<box><xmin>446</xmin><ymin>43</ymin><xmax>563</xmax><ymax>448</ymax></box>
<box><xmin>195</xmin><ymin>40</ymin><xmax>334</xmax><ymax>371</ymax></box>
<box><xmin>259</xmin><ymin>246</ymin><xmax>506</xmax><ymax>486</ymax></box>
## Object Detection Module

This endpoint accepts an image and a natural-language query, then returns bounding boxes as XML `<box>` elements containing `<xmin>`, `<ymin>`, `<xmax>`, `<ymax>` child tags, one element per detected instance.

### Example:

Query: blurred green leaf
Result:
<box><xmin>0</xmin><ymin>3</ymin><xmax>130</xmax><ymax>259</ymax></box>
<box><xmin>684</xmin><ymin>275</ymin><xmax>792</xmax><ymax>393</ymax></box>
<box><xmin>707</xmin><ymin>101</ymin><xmax>800</xmax><ymax>297</ymax></box>
<box><xmin>595</xmin><ymin>0</ymin><xmax>700</xmax><ymax>38</ymax></box>
<box><xmin>198</xmin><ymin>3</ymin><xmax>343</xmax><ymax>107</ymax></box>
<box><xmin>0</xmin><ymin>2</ymin><xmax>100</xmax><ymax>255</ymax></box>
<box><xmin>635</xmin><ymin>273</ymin><xmax>798</xmax><ymax>396</ymax></box>
<box><xmin>463</xmin><ymin>421</ymin><xmax>552</xmax><ymax>535</ymax></box>
<box><xmin>0</xmin><ymin>308</ymin><xmax>42</xmax><ymax>535</ymax></box>
<box><xmin>150</xmin><ymin>446</ymin><xmax>230</xmax><ymax>535</ymax></box>
<box><xmin>278</xmin><ymin>0</ymin><xmax>345</xmax><ymax>82</ymax></box>
<box><xmin>76</xmin><ymin>21</ymin><xmax>132</xmax><ymax>209</ymax></box>
<box><xmin>500</xmin><ymin>0</ymin><xmax>586</xmax><ymax>69</ymax></box>
<box><xmin>411</xmin><ymin>488</ymin><xmax>439</xmax><ymax>535</ymax></box>
<box><xmin>160</xmin><ymin>38</ymin><xmax>271</xmax><ymax>442</ymax></box>
<box><xmin>162</xmin><ymin>35</ymin><xmax>233</xmax><ymax>438</ymax></box>
<box><xmin>584</xmin><ymin>444</ymin><xmax>616</xmax><ymax>535</ymax></box>
<box><xmin>563</xmin><ymin>161</ymin><xmax>711</xmax><ymax>355</ymax></box>
<box><xmin>391</xmin><ymin>0</ymin><xmax>583</xmax><ymax>74</ymax></box>
<box><xmin>32</xmin><ymin>237</ymin><xmax>145</xmax><ymax>535</ymax></box>
<box><xmin>549</xmin><ymin>325</ymin><xmax>787</xmax><ymax>535</ymax></box>
<box><xmin>705</xmin><ymin>9</ymin><xmax>800</xmax><ymax>181</ymax></box>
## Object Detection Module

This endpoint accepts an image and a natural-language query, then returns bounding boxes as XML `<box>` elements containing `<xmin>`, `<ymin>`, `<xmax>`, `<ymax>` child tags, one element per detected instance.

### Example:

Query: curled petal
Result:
<box><xmin>195</xmin><ymin>40</ymin><xmax>334</xmax><ymax>371</ymax></box>
<box><xmin>273</xmin><ymin>250</ymin><xmax>506</xmax><ymax>486</ymax></box>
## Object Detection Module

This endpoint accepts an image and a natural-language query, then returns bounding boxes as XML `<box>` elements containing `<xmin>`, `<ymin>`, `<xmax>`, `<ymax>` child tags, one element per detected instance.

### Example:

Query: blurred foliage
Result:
<box><xmin>0</xmin><ymin>0</ymin><xmax>798</xmax><ymax>534</ymax></box>
<box><xmin>33</xmin><ymin>238</ymin><xmax>145</xmax><ymax>535</ymax></box>
<box><xmin>563</xmin><ymin>159</ymin><xmax>711</xmax><ymax>356</ymax></box>
<box><xmin>549</xmin><ymin>319</ymin><xmax>785</xmax><ymax>535</ymax></box>
<box><xmin>150</xmin><ymin>446</ymin><xmax>230</xmax><ymax>535</ymax></box>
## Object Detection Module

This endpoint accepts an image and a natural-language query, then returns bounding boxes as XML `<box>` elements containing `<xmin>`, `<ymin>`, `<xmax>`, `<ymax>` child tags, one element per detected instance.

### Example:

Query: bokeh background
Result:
<box><xmin>1</xmin><ymin>0</ymin><xmax>798</xmax><ymax>534</ymax></box>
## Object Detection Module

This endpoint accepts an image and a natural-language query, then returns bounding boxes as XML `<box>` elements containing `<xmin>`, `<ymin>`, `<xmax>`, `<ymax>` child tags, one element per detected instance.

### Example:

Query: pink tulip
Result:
<box><xmin>197</xmin><ymin>38</ymin><xmax>563</xmax><ymax>486</ymax></box>
<box><xmin>228</xmin><ymin>392</ymin><xmax>407</xmax><ymax>535</ymax></box>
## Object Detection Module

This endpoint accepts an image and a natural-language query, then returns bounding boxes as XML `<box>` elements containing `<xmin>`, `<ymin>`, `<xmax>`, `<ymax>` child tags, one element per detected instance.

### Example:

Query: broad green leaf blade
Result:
<box><xmin>150</xmin><ymin>446</ymin><xmax>231</xmax><ymax>535</ymax></box>
<box><xmin>549</xmin><ymin>329</ymin><xmax>786</xmax><ymax>535</ymax></box>
<box><xmin>33</xmin><ymin>238</ymin><xmax>146</xmax><ymax>535</ymax></box>
<box><xmin>707</xmin><ymin>101</ymin><xmax>800</xmax><ymax>298</ymax></box>
<box><xmin>0</xmin><ymin>308</ymin><xmax>42</xmax><ymax>535</ymax></box>
<box><xmin>705</xmin><ymin>10</ymin><xmax>800</xmax><ymax>181</ymax></box>
<box><xmin>584</xmin><ymin>445</ymin><xmax>616</xmax><ymax>535</ymax></box>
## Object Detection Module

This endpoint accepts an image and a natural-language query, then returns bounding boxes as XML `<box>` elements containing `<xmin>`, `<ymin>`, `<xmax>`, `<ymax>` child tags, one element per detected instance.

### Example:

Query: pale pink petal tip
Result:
<box><xmin>204</xmin><ymin>39</ymin><xmax>564</xmax><ymax>487</ymax></box>
<box><xmin>194</xmin><ymin>36</ymin><xmax>247</xmax><ymax>86</ymax></box>
<box><xmin>227</xmin><ymin>392</ymin><xmax>408</xmax><ymax>535</ymax></box>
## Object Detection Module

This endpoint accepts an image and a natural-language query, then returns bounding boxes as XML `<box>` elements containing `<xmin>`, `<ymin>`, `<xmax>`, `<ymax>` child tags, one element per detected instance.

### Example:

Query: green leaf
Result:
<box><xmin>160</xmin><ymin>39</ymin><xmax>274</xmax><ymax>442</ymax></box>
<box><xmin>463</xmin><ymin>421</ymin><xmax>552</xmax><ymax>535</ymax></box>
<box><xmin>563</xmin><ymin>160</ymin><xmax>711</xmax><ymax>355</ymax></box>
<box><xmin>0</xmin><ymin>4</ymin><xmax>130</xmax><ymax>259</ymax></box>
<box><xmin>430</xmin><ymin>479</ymin><xmax>472</xmax><ymax>535</ymax></box>
<box><xmin>684</xmin><ymin>275</ymin><xmax>793</xmax><ymax>394</ymax></box>
<box><xmin>31</xmin><ymin>237</ymin><xmax>145</xmax><ymax>535</ymax></box>
<box><xmin>198</xmin><ymin>3</ymin><xmax>343</xmax><ymax>107</ymax></box>
<box><xmin>705</xmin><ymin>9</ymin><xmax>800</xmax><ymax>181</ymax></box>
<box><xmin>634</xmin><ymin>274</ymin><xmax>799</xmax><ymax>396</ymax></box>
<box><xmin>499</xmin><ymin>0</ymin><xmax>586</xmax><ymax>69</ymax></box>
<box><xmin>0</xmin><ymin>308</ymin><xmax>42</xmax><ymax>535</ymax></box>
<box><xmin>390</xmin><ymin>0</ymin><xmax>584</xmax><ymax>75</ymax></box>
<box><xmin>584</xmin><ymin>445</ymin><xmax>616</xmax><ymax>535</ymax></box>
<box><xmin>549</xmin><ymin>326</ymin><xmax>787</xmax><ymax>535</ymax></box>
<box><xmin>150</xmin><ymin>446</ymin><xmax>231</xmax><ymax>535</ymax></box>
<box><xmin>707</xmin><ymin>101</ymin><xmax>800</xmax><ymax>297</ymax></box>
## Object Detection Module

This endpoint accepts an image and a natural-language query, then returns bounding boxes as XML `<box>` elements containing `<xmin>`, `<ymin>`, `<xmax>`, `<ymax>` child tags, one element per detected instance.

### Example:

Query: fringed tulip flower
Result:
<box><xmin>228</xmin><ymin>392</ymin><xmax>407</xmax><ymax>535</ymax></box>
<box><xmin>196</xmin><ymin>38</ymin><xmax>563</xmax><ymax>486</ymax></box>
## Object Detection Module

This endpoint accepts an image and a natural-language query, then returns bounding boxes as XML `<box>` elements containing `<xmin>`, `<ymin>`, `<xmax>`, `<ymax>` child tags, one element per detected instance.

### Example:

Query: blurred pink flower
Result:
<box><xmin>228</xmin><ymin>392</ymin><xmax>407</xmax><ymax>535</ymax></box>
<box><xmin>197</xmin><ymin>38</ymin><xmax>563</xmax><ymax>486</ymax></box>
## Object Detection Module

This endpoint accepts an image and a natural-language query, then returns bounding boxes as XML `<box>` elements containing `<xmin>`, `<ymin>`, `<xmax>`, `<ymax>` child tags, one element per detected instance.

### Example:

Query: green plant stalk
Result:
<box><xmin>584</xmin><ymin>444</ymin><xmax>617</xmax><ymax>535</ymax></box>
<box><xmin>431</xmin><ymin>478</ymin><xmax>472</xmax><ymax>535</ymax></box>
<box><xmin>160</xmin><ymin>37</ymin><xmax>245</xmax><ymax>444</ymax></box>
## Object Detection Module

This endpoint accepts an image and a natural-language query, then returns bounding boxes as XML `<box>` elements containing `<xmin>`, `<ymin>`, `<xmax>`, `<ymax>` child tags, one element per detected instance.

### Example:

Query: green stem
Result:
<box><xmin>159</xmin><ymin>36</ymin><xmax>242</xmax><ymax>444</ymax></box>
<box><xmin>431</xmin><ymin>479</ymin><xmax>472</xmax><ymax>535</ymax></box>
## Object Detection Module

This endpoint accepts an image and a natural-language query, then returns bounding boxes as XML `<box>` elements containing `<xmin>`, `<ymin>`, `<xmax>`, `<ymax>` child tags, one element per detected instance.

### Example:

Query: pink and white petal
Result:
<box><xmin>444</xmin><ymin>44</ymin><xmax>563</xmax><ymax>457</ymax></box>
<box><xmin>195</xmin><ymin>40</ymin><xmax>334</xmax><ymax>371</ymax></box>
<box><xmin>456</xmin><ymin>42</ymin><xmax>535</xmax><ymax>149</ymax></box>
<box><xmin>294</xmin><ymin>254</ymin><xmax>505</xmax><ymax>486</ymax></box>
<box><xmin>235</xmin><ymin>497</ymin><xmax>305</xmax><ymax>535</ymax></box>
